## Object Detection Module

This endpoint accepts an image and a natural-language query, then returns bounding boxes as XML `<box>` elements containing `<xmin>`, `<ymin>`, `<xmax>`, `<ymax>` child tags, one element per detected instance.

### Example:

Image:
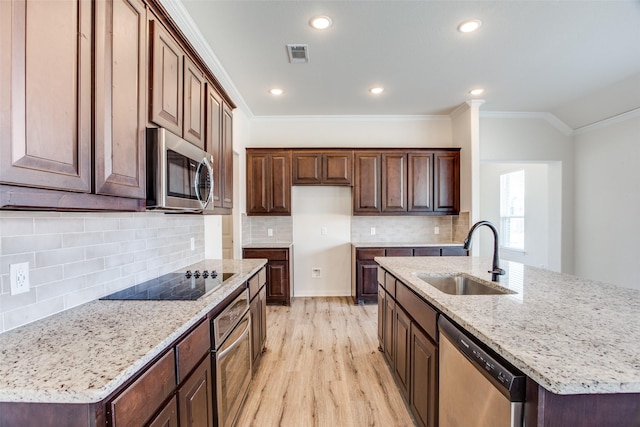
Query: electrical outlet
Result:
<box><xmin>267</xmin><ymin>228</ymin><xmax>273</xmax><ymax>237</ymax></box>
<box><xmin>370</xmin><ymin>227</ymin><xmax>376</xmax><ymax>235</ymax></box>
<box><xmin>190</xmin><ymin>237</ymin><xmax>195</xmax><ymax>251</ymax></box>
<box><xmin>434</xmin><ymin>227</ymin><xmax>440</xmax><ymax>235</ymax></box>
<box><xmin>10</xmin><ymin>262</ymin><xmax>30</xmax><ymax>295</ymax></box>
<box><xmin>312</xmin><ymin>268</ymin><xmax>321</xmax><ymax>278</ymax></box>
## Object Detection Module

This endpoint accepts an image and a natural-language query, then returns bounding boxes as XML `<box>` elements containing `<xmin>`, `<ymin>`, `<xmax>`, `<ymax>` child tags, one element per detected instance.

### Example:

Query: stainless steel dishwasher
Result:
<box><xmin>438</xmin><ymin>316</ymin><xmax>526</xmax><ymax>427</ymax></box>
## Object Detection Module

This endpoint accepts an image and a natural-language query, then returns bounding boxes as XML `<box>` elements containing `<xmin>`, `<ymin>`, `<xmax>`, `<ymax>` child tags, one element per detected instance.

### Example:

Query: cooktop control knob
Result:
<box><xmin>185</xmin><ymin>270</ymin><xmax>192</xmax><ymax>278</ymax></box>
<box><xmin>211</xmin><ymin>270</ymin><xmax>218</xmax><ymax>278</ymax></box>
<box><xmin>202</xmin><ymin>270</ymin><xmax>209</xmax><ymax>278</ymax></box>
<box><xmin>193</xmin><ymin>270</ymin><xmax>200</xmax><ymax>278</ymax></box>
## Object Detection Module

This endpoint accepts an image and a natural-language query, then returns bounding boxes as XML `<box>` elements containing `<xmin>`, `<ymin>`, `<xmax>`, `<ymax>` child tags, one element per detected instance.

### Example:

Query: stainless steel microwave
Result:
<box><xmin>146</xmin><ymin>128</ymin><xmax>215</xmax><ymax>212</ymax></box>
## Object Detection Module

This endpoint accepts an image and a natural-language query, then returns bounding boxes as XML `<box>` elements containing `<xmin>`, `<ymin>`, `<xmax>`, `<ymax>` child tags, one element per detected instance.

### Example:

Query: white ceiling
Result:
<box><xmin>180</xmin><ymin>0</ymin><xmax>640</xmax><ymax>125</ymax></box>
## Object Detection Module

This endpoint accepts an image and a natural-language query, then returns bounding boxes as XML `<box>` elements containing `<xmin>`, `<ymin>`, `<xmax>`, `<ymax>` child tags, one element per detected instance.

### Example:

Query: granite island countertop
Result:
<box><xmin>375</xmin><ymin>256</ymin><xmax>640</xmax><ymax>395</ymax></box>
<box><xmin>0</xmin><ymin>258</ymin><xmax>266</xmax><ymax>404</ymax></box>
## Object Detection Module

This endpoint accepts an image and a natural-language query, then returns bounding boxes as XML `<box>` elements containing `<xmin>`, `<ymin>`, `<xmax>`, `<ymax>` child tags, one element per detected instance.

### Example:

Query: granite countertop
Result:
<box><xmin>375</xmin><ymin>256</ymin><xmax>640</xmax><ymax>395</ymax></box>
<box><xmin>352</xmin><ymin>242</ymin><xmax>464</xmax><ymax>248</ymax></box>
<box><xmin>0</xmin><ymin>259</ymin><xmax>266</xmax><ymax>404</ymax></box>
<box><xmin>243</xmin><ymin>242</ymin><xmax>293</xmax><ymax>249</ymax></box>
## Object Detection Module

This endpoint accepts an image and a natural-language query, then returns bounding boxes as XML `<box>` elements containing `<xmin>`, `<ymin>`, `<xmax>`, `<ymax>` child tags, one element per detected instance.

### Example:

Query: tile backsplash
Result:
<box><xmin>243</xmin><ymin>213</ymin><xmax>470</xmax><ymax>245</ymax></box>
<box><xmin>0</xmin><ymin>211</ymin><xmax>205</xmax><ymax>333</ymax></box>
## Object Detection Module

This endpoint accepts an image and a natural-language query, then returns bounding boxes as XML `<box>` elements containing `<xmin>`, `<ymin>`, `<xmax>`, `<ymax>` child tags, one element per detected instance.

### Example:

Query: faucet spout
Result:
<box><xmin>463</xmin><ymin>220</ymin><xmax>506</xmax><ymax>282</ymax></box>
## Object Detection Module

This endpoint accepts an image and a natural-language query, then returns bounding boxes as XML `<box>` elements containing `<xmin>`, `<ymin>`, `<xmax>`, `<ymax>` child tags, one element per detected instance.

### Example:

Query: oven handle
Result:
<box><xmin>217</xmin><ymin>313</ymin><xmax>251</xmax><ymax>359</ymax></box>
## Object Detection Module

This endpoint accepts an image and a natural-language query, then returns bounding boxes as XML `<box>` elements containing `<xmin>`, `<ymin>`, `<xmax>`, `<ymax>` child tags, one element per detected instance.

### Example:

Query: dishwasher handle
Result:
<box><xmin>438</xmin><ymin>316</ymin><xmax>526</xmax><ymax>402</ymax></box>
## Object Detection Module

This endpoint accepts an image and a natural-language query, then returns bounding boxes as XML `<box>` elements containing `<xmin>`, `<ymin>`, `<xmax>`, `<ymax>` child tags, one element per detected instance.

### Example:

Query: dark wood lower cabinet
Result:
<box><xmin>383</xmin><ymin>291</ymin><xmax>395</xmax><ymax>365</ymax></box>
<box><xmin>177</xmin><ymin>357</ymin><xmax>214</xmax><ymax>427</ymax></box>
<box><xmin>243</xmin><ymin>248</ymin><xmax>292</xmax><ymax>305</ymax></box>
<box><xmin>411</xmin><ymin>325</ymin><xmax>438</xmax><ymax>427</ymax></box>
<box><xmin>394</xmin><ymin>305</ymin><xmax>411</xmax><ymax>401</ymax></box>
<box><xmin>148</xmin><ymin>396</ymin><xmax>179</xmax><ymax>427</ymax></box>
<box><xmin>250</xmin><ymin>285</ymin><xmax>267</xmax><ymax>366</ymax></box>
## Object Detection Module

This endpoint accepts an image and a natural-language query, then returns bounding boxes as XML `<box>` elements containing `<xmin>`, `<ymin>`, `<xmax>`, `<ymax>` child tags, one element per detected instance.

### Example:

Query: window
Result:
<box><xmin>500</xmin><ymin>170</ymin><xmax>525</xmax><ymax>250</ymax></box>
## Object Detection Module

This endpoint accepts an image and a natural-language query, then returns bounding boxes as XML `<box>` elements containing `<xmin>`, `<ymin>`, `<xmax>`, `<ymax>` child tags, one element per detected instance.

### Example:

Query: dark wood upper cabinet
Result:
<box><xmin>434</xmin><ymin>151</ymin><xmax>460</xmax><ymax>214</ymax></box>
<box><xmin>94</xmin><ymin>0</ymin><xmax>147</xmax><ymax>199</ymax></box>
<box><xmin>182</xmin><ymin>57</ymin><xmax>206</xmax><ymax>150</ymax></box>
<box><xmin>382</xmin><ymin>152</ymin><xmax>407</xmax><ymax>212</ymax></box>
<box><xmin>0</xmin><ymin>0</ymin><xmax>92</xmax><ymax>192</ymax></box>
<box><xmin>354</xmin><ymin>152</ymin><xmax>382</xmax><ymax>213</ymax></box>
<box><xmin>149</xmin><ymin>17</ymin><xmax>184</xmax><ymax>136</ymax></box>
<box><xmin>206</xmin><ymin>84</ymin><xmax>233</xmax><ymax>212</ymax></box>
<box><xmin>407</xmin><ymin>152</ymin><xmax>433</xmax><ymax>213</ymax></box>
<box><xmin>292</xmin><ymin>150</ymin><xmax>352</xmax><ymax>185</ymax></box>
<box><xmin>246</xmin><ymin>150</ymin><xmax>291</xmax><ymax>215</ymax></box>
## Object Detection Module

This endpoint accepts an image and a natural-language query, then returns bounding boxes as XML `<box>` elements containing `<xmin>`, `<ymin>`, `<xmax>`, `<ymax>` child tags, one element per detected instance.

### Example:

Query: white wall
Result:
<box><xmin>479</xmin><ymin>162</ymin><xmax>561</xmax><ymax>271</ymax></box>
<box><xmin>573</xmin><ymin>114</ymin><xmax>640</xmax><ymax>289</ymax></box>
<box><xmin>479</xmin><ymin>114</ymin><xmax>574</xmax><ymax>273</ymax></box>
<box><xmin>249</xmin><ymin>116</ymin><xmax>453</xmax><ymax>148</ymax></box>
<box><xmin>292</xmin><ymin>186</ymin><xmax>352</xmax><ymax>297</ymax></box>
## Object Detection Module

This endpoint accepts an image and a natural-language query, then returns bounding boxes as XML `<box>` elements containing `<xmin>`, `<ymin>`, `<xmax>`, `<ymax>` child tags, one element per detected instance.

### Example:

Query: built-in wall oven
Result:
<box><xmin>212</xmin><ymin>289</ymin><xmax>252</xmax><ymax>427</ymax></box>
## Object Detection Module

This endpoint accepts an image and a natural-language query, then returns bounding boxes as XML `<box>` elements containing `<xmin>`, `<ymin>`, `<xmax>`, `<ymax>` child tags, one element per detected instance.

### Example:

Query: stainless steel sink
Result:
<box><xmin>415</xmin><ymin>274</ymin><xmax>516</xmax><ymax>295</ymax></box>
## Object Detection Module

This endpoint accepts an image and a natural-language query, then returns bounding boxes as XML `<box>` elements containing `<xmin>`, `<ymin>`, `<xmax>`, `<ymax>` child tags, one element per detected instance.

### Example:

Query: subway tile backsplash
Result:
<box><xmin>0</xmin><ymin>211</ymin><xmax>205</xmax><ymax>333</ymax></box>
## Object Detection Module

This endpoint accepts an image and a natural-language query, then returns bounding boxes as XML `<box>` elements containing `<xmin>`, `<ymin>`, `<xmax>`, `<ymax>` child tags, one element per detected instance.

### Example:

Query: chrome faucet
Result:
<box><xmin>463</xmin><ymin>220</ymin><xmax>506</xmax><ymax>281</ymax></box>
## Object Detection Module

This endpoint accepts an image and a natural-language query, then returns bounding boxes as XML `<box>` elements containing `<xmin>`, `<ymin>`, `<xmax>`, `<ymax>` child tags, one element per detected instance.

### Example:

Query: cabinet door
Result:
<box><xmin>150</xmin><ymin>18</ymin><xmax>183</xmax><ymax>136</ymax></box>
<box><xmin>182</xmin><ymin>56</ymin><xmax>205</xmax><ymax>149</ymax></box>
<box><xmin>178</xmin><ymin>357</ymin><xmax>214</xmax><ymax>427</ymax></box>
<box><xmin>382</xmin><ymin>153</ymin><xmax>407</xmax><ymax>212</ymax></box>
<box><xmin>394</xmin><ymin>306</ymin><xmax>411</xmax><ymax>400</ymax></box>
<box><xmin>383</xmin><ymin>295</ymin><xmax>395</xmax><ymax>366</ymax></box>
<box><xmin>357</xmin><ymin>261</ymin><xmax>380</xmax><ymax>301</ymax></box>
<box><xmin>434</xmin><ymin>151</ymin><xmax>460</xmax><ymax>214</ymax></box>
<box><xmin>221</xmin><ymin>104</ymin><xmax>234</xmax><ymax>209</ymax></box>
<box><xmin>269</xmin><ymin>152</ymin><xmax>291</xmax><ymax>214</ymax></box>
<box><xmin>377</xmin><ymin>286</ymin><xmax>385</xmax><ymax>350</ymax></box>
<box><xmin>94</xmin><ymin>0</ymin><xmax>146</xmax><ymax>199</ymax></box>
<box><xmin>413</xmin><ymin>247</ymin><xmax>441</xmax><ymax>257</ymax></box>
<box><xmin>411</xmin><ymin>326</ymin><xmax>438</xmax><ymax>427</ymax></box>
<box><xmin>267</xmin><ymin>260</ymin><xmax>289</xmax><ymax>304</ymax></box>
<box><xmin>246</xmin><ymin>152</ymin><xmax>270</xmax><ymax>214</ymax></box>
<box><xmin>408</xmin><ymin>153</ymin><xmax>433</xmax><ymax>213</ymax></box>
<box><xmin>292</xmin><ymin>152</ymin><xmax>322</xmax><ymax>184</ymax></box>
<box><xmin>206</xmin><ymin>84</ymin><xmax>223</xmax><ymax>207</ymax></box>
<box><xmin>354</xmin><ymin>152</ymin><xmax>381</xmax><ymax>213</ymax></box>
<box><xmin>323</xmin><ymin>151</ymin><xmax>352</xmax><ymax>185</ymax></box>
<box><xmin>148</xmin><ymin>396</ymin><xmax>178</xmax><ymax>427</ymax></box>
<box><xmin>0</xmin><ymin>0</ymin><xmax>91</xmax><ymax>192</ymax></box>
<box><xmin>259</xmin><ymin>286</ymin><xmax>267</xmax><ymax>350</ymax></box>
<box><xmin>250</xmin><ymin>295</ymin><xmax>262</xmax><ymax>364</ymax></box>
<box><xmin>441</xmin><ymin>246</ymin><xmax>467</xmax><ymax>256</ymax></box>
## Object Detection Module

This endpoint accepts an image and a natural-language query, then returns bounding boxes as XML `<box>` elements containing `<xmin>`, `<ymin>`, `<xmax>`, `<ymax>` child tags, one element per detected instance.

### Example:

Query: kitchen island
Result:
<box><xmin>375</xmin><ymin>256</ymin><xmax>640</xmax><ymax>426</ymax></box>
<box><xmin>0</xmin><ymin>258</ymin><xmax>266</xmax><ymax>425</ymax></box>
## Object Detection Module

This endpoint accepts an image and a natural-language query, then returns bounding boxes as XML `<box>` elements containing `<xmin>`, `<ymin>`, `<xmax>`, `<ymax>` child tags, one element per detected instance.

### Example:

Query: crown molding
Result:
<box><xmin>159</xmin><ymin>0</ymin><xmax>254</xmax><ymax>118</ymax></box>
<box><xmin>250</xmin><ymin>115</ymin><xmax>451</xmax><ymax>122</ymax></box>
<box><xmin>479</xmin><ymin>111</ymin><xmax>574</xmax><ymax>136</ymax></box>
<box><xmin>573</xmin><ymin>107</ymin><xmax>640</xmax><ymax>135</ymax></box>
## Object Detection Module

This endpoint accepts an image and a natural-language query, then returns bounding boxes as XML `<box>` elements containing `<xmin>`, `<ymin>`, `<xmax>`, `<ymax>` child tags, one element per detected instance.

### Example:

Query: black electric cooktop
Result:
<box><xmin>101</xmin><ymin>271</ymin><xmax>235</xmax><ymax>301</ymax></box>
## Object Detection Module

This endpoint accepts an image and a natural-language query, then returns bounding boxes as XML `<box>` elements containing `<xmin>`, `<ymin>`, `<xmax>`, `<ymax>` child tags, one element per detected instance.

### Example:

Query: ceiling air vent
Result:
<box><xmin>286</xmin><ymin>44</ymin><xmax>309</xmax><ymax>63</ymax></box>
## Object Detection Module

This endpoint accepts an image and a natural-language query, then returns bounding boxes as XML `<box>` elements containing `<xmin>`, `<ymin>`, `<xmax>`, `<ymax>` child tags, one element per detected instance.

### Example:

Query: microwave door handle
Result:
<box><xmin>194</xmin><ymin>158</ymin><xmax>214</xmax><ymax>209</ymax></box>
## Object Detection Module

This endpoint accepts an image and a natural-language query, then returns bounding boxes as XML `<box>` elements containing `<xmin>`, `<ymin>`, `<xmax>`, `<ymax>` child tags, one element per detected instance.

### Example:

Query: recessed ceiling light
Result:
<box><xmin>469</xmin><ymin>88</ymin><xmax>485</xmax><ymax>96</ymax></box>
<box><xmin>369</xmin><ymin>87</ymin><xmax>384</xmax><ymax>95</ymax></box>
<box><xmin>457</xmin><ymin>19</ymin><xmax>482</xmax><ymax>33</ymax></box>
<box><xmin>309</xmin><ymin>16</ymin><xmax>333</xmax><ymax>30</ymax></box>
<box><xmin>269</xmin><ymin>88</ymin><xmax>284</xmax><ymax>96</ymax></box>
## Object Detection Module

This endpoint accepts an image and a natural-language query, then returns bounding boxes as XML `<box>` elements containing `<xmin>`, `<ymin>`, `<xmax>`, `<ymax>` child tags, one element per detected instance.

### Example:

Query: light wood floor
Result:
<box><xmin>236</xmin><ymin>297</ymin><xmax>416</xmax><ymax>427</ymax></box>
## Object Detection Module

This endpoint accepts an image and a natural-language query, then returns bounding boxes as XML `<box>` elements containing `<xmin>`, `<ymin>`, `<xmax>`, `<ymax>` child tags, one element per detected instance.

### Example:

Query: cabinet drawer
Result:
<box><xmin>248</xmin><ymin>272</ymin><xmax>261</xmax><ymax>300</ymax></box>
<box><xmin>413</xmin><ymin>247</ymin><xmax>441</xmax><ymax>256</ymax></box>
<box><xmin>385</xmin><ymin>272</ymin><xmax>396</xmax><ymax>297</ymax></box>
<box><xmin>441</xmin><ymin>246</ymin><xmax>467</xmax><ymax>256</ymax></box>
<box><xmin>357</xmin><ymin>248</ymin><xmax>385</xmax><ymax>260</ymax></box>
<box><xmin>385</xmin><ymin>248</ymin><xmax>413</xmax><ymax>257</ymax></box>
<box><xmin>377</xmin><ymin>268</ymin><xmax>385</xmax><ymax>287</ymax></box>
<box><xmin>243</xmin><ymin>248</ymin><xmax>289</xmax><ymax>261</ymax></box>
<box><xmin>396</xmin><ymin>282</ymin><xmax>438</xmax><ymax>341</ymax></box>
<box><xmin>176</xmin><ymin>319</ymin><xmax>210</xmax><ymax>383</ymax></box>
<box><xmin>110</xmin><ymin>349</ymin><xmax>176</xmax><ymax>426</ymax></box>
